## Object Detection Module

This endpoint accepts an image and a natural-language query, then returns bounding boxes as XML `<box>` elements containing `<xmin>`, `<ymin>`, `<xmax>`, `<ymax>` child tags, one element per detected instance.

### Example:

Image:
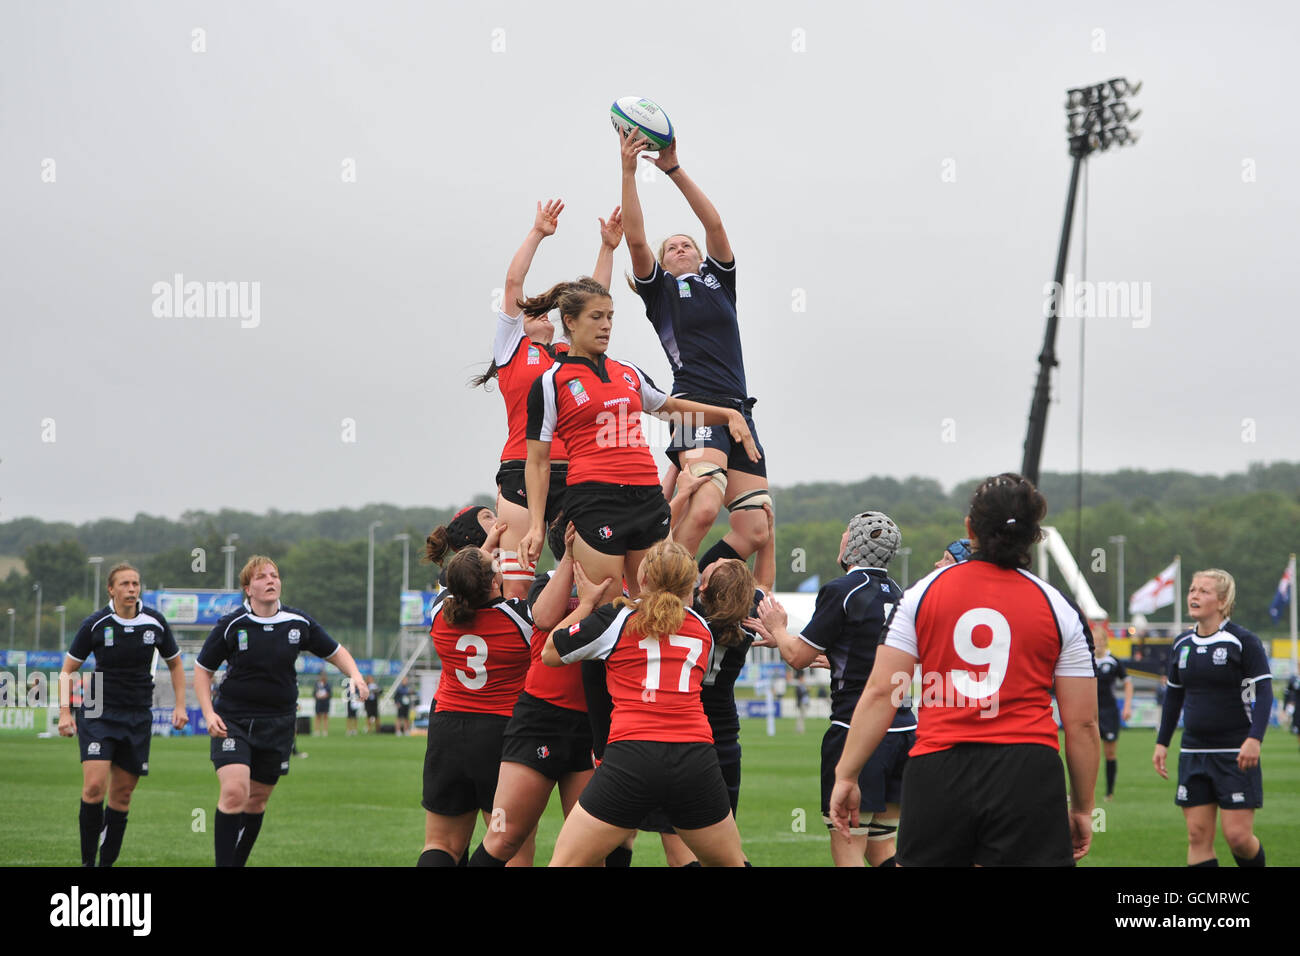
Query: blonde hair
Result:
<box><xmin>618</xmin><ymin>540</ymin><xmax>697</xmax><ymax>641</ymax></box>
<box><xmin>1193</xmin><ymin>569</ymin><xmax>1237</xmax><ymax>617</ymax></box>
<box><xmin>624</xmin><ymin>234</ymin><xmax>705</xmax><ymax>291</ymax></box>
<box><xmin>106</xmin><ymin>562</ymin><xmax>139</xmax><ymax>588</ymax></box>
<box><xmin>239</xmin><ymin>555</ymin><xmax>278</xmax><ymax>590</ymax></box>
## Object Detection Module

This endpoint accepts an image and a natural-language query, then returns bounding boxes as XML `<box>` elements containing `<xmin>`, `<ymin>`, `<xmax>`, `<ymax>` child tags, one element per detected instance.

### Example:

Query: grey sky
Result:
<box><xmin>3</xmin><ymin>0</ymin><xmax>1297</xmax><ymax>524</ymax></box>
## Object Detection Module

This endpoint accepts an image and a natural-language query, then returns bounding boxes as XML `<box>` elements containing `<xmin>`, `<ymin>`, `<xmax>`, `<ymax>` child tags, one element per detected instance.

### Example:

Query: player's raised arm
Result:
<box><xmin>619</xmin><ymin>131</ymin><xmax>657</xmax><ymax>279</ymax></box>
<box><xmin>652</xmin><ymin>137</ymin><xmax>732</xmax><ymax>265</ymax></box>
<box><xmin>504</xmin><ymin>199</ymin><xmax>563</xmax><ymax>314</ymax></box>
<box><xmin>593</xmin><ymin>206</ymin><xmax>622</xmax><ymax>290</ymax></box>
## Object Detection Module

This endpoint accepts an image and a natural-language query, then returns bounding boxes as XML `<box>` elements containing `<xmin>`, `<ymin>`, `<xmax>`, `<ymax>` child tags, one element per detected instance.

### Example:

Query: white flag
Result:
<box><xmin>1130</xmin><ymin>559</ymin><xmax>1179</xmax><ymax>615</ymax></box>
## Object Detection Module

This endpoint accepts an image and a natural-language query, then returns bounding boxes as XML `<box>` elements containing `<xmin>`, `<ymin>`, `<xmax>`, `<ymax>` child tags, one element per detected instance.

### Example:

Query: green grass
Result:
<box><xmin>2</xmin><ymin>722</ymin><xmax>1297</xmax><ymax>866</ymax></box>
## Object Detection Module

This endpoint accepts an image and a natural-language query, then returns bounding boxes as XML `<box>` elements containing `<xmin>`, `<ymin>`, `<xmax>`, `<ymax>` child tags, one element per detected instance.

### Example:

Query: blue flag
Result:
<box><xmin>796</xmin><ymin>575</ymin><xmax>820</xmax><ymax>593</ymax></box>
<box><xmin>1268</xmin><ymin>565</ymin><xmax>1292</xmax><ymax>623</ymax></box>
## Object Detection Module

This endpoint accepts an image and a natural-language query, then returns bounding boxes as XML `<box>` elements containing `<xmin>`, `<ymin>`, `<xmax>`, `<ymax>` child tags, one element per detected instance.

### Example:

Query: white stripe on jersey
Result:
<box><xmin>498</xmin><ymin>601</ymin><xmax>533</xmax><ymax>644</ymax></box>
<box><xmin>625</xmin><ymin>361</ymin><xmax>667</xmax><ymax>413</ymax></box>
<box><xmin>1013</xmin><ymin>568</ymin><xmax>1094</xmax><ymax>678</ymax></box>
<box><xmin>537</xmin><ymin>365</ymin><xmax>559</xmax><ymax>443</ymax></box>
<box><xmin>558</xmin><ymin>606</ymin><xmax>635</xmax><ymax>664</ymax></box>
<box><xmin>493</xmin><ymin>310</ymin><xmax>526</xmax><ymax>366</ymax></box>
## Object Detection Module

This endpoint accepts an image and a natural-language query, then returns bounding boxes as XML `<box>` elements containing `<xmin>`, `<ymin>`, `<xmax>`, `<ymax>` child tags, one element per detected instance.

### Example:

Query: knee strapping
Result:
<box><xmin>687</xmin><ymin>462</ymin><xmax>728</xmax><ymax>497</ymax></box>
<box><xmin>727</xmin><ymin>488</ymin><xmax>772</xmax><ymax>513</ymax></box>
<box><xmin>498</xmin><ymin>550</ymin><xmax>532</xmax><ymax>582</ymax></box>
<box><xmin>867</xmin><ymin>812</ymin><xmax>900</xmax><ymax>842</ymax></box>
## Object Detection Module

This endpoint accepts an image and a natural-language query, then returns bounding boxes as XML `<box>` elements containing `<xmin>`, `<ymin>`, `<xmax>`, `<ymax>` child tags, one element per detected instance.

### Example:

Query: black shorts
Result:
<box><xmin>496</xmin><ymin>461</ymin><xmax>568</xmax><ymax>526</ymax></box>
<box><xmin>365</xmin><ymin>698</ymin><xmax>379</xmax><ymax>718</ymax></box>
<box><xmin>898</xmin><ymin>743</ymin><xmax>1073</xmax><ymax>867</ymax></box>
<box><xmin>667</xmin><ymin>394</ymin><xmax>766</xmax><ymax>479</ymax></box>
<box><xmin>501</xmin><ymin>692</ymin><xmax>594</xmax><ymax>780</ymax></box>
<box><xmin>397</xmin><ymin>705</ymin><xmax>411</xmax><ymax>719</ymax></box>
<box><xmin>422</xmin><ymin>712</ymin><xmax>508</xmax><ymax>815</ymax></box>
<box><xmin>1099</xmin><ymin>703</ymin><xmax>1120</xmax><ymax>742</ymax></box>
<box><xmin>211</xmin><ymin>712</ymin><xmax>297</xmax><ymax>786</ymax></box>
<box><xmin>639</xmin><ymin>739</ymin><xmax>743</xmax><ymax>833</ymax></box>
<box><xmin>821</xmin><ymin>724</ymin><xmax>911</xmax><ymax>827</ymax></box>
<box><xmin>563</xmin><ymin>483</ymin><xmax>670</xmax><ymax>556</ymax></box>
<box><xmin>314</xmin><ymin>698</ymin><xmax>329</xmax><ymax>716</ymax></box>
<box><xmin>77</xmin><ymin>706</ymin><xmax>152</xmax><ymax>777</ymax></box>
<box><xmin>579</xmin><ymin>740</ymin><xmax>732</xmax><ymax>831</ymax></box>
<box><xmin>1176</xmin><ymin>752</ymin><xmax>1263</xmax><ymax>809</ymax></box>
<box><xmin>346</xmin><ymin>701</ymin><xmax>360</xmax><ymax>717</ymax></box>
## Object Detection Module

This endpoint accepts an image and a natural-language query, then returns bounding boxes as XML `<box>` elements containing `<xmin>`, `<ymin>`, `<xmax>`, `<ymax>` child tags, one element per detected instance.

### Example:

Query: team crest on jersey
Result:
<box><xmin>622</xmin><ymin>372</ymin><xmax>636</xmax><ymax>388</ymax></box>
<box><xmin>238</xmin><ymin>630</ymin><xmax>249</xmax><ymax>651</ymax></box>
<box><xmin>1177</xmin><ymin>785</ymin><xmax>1188</xmax><ymax>801</ymax></box>
<box><xmin>143</xmin><ymin>630</ymin><xmax>155</xmax><ymax>645</ymax></box>
<box><xmin>568</xmin><ymin>380</ymin><xmax>590</xmax><ymax>406</ymax></box>
<box><xmin>527</xmin><ymin>346</ymin><xmax>540</xmax><ymax>365</ymax></box>
<box><xmin>568</xmin><ymin>623</ymin><xmax>582</xmax><ymax>635</ymax></box>
<box><xmin>103</xmin><ymin>627</ymin><xmax>114</xmax><ymax>647</ymax></box>
<box><xmin>598</xmin><ymin>525</ymin><xmax>613</xmax><ymax>540</ymax></box>
<box><xmin>222</xmin><ymin>738</ymin><xmax>236</xmax><ymax>751</ymax></box>
<box><xmin>537</xmin><ymin>745</ymin><xmax>550</xmax><ymax>759</ymax></box>
<box><xmin>288</xmin><ymin>628</ymin><xmax>301</xmax><ymax>644</ymax></box>
<box><xmin>1212</xmin><ymin>647</ymin><xmax>1228</xmax><ymax>665</ymax></box>
<box><xmin>702</xmin><ymin>274</ymin><xmax>721</xmax><ymax>290</ymax></box>
<box><xmin>87</xmin><ymin>742</ymin><xmax>101</xmax><ymax>756</ymax></box>
<box><xmin>677</xmin><ymin>279</ymin><xmax>692</xmax><ymax>298</ymax></box>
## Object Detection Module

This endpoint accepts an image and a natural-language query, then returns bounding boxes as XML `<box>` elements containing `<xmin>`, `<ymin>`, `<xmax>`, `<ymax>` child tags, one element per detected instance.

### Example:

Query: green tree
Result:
<box><xmin>24</xmin><ymin>540</ymin><xmax>88</xmax><ymax>604</ymax></box>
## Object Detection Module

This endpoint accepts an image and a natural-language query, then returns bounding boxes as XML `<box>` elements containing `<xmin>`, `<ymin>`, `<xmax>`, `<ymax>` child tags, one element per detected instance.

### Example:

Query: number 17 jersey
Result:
<box><xmin>430</xmin><ymin>598</ymin><xmax>533</xmax><ymax>716</ymax></box>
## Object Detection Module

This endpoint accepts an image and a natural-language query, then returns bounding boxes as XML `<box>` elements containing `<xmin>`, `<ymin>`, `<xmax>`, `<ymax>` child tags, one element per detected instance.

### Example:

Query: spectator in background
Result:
<box><xmin>313</xmin><ymin>674</ymin><xmax>331</xmax><ymax>737</ymax></box>
<box><xmin>366</xmin><ymin>676</ymin><xmax>380</xmax><ymax>733</ymax></box>
<box><xmin>395</xmin><ymin>678</ymin><xmax>415</xmax><ymax>737</ymax></box>
<box><xmin>344</xmin><ymin>674</ymin><xmax>362</xmax><ymax>736</ymax></box>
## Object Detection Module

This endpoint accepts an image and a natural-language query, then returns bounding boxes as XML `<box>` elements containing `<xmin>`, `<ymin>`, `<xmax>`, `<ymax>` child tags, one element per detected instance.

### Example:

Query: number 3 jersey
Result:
<box><xmin>884</xmin><ymin>559</ymin><xmax>1095</xmax><ymax>756</ymax></box>
<box><xmin>552</xmin><ymin>603</ymin><xmax>714</xmax><ymax>744</ymax></box>
<box><xmin>430</xmin><ymin>597</ymin><xmax>532</xmax><ymax>716</ymax></box>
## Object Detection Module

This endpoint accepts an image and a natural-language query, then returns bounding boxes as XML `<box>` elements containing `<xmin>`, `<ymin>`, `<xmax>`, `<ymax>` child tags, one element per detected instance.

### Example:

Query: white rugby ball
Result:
<box><xmin>610</xmin><ymin>96</ymin><xmax>674</xmax><ymax>151</ymax></box>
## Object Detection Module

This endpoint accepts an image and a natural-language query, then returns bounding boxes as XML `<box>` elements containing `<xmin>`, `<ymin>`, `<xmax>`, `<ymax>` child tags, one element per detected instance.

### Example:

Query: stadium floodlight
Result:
<box><xmin>1108</xmin><ymin>536</ymin><xmax>1126</xmax><ymax>627</ymax></box>
<box><xmin>1021</xmin><ymin>77</ymin><xmax>1142</xmax><ymax>486</ymax></box>
<box><xmin>222</xmin><ymin>533</ymin><xmax>240</xmax><ymax>590</ymax></box>
<box><xmin>88</xmin><ymin>556</ymin><xmax>103</xmax><ymax>601</ymax></box>
<box><xmin>367</xmin><ymin>520</ymin><xmax>383</xmax><ymax>658</ymax></box>
<box><xmin>393</xmin><ymin>533</ymin><xmax>411</xmax><ymax>593</ymax></box>
<box><xmin>33</xmin><ymin>582</ymin><xmax>42</xmax><ymax>649</ymax></box>
<box><xmin>6</xmin><ymin>608</ymin><xmax>14</xmax><ymax>650</ymax></box>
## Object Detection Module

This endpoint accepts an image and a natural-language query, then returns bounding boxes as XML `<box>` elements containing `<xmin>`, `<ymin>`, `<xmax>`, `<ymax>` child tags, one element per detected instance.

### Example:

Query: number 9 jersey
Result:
<box><xmin>430</xmin><ymin>598</ymin><xmax>533</xmax><ymax>716</ymax></box>
<box><xmin>884</xmin><ymin>560</ymin><xmax>1095</xmax><ymax>755</ymax></box>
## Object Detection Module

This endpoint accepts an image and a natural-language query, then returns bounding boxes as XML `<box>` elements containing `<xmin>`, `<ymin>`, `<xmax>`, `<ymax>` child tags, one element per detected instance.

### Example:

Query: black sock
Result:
<box><xmin>1105</xmin><ymin>759</ymin><xmax>1117</xmax><ymax>795</ymax></box>
<box><xmin>876</xmin><ymin>855</ymin><xmax>898</xmax><ymax>867</ymax></box>
<box><xmin>697</xmin><ymin>539</ymin><xmax>742</xmax><ymax>572</ymax></box>
<box><xmin>79</xmin><ymin>801</ymin><xmax>104</xmax><ymax>867</ymax></box>
<box><xmin>1233</xmin><ymin>843</ymin><xmax>1265</xmax><ymax>867</ymax></box>
<box><xmin>214</xmin><ymin>810</ymin><xmax>241</xmax><ymax>867</ymax></box>
<box><xmin>98</xmin><ymin>807</ymin><xmax>128</xmax><ymax>867</ymax></box>
<box><xmin>467</xmin><ymin>841</ymin><xmax>508</xmax><ymax>867</ymax></box>
<box><xmin>418</xmin><ymin>848</ymin><xmax>458</xmax><ymax>867</ymax></box>
<box><xmin>683</xmin><ymin>860</ymin><xmax>702</xmax><ymax>868</ymax></box>
<box><xmin>605</xmin><ymin>846</ymin><xmax>633</xmax><ymax>868</ymax></box>
<box><xmin>233</xmin><ymin>811</ymin><xmax>265</xmax><ymax>867</ymax></box>
<box><xmin>1190</xmin><ymin>858</ymin><xmax>1219</xmax><ymax>867</ymax></box>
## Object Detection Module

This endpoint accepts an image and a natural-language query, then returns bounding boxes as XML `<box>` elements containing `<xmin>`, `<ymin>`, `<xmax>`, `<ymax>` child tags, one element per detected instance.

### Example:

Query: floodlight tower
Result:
<box><xmin>1021</xmin><ymin>78</ymin><xmax>1141</xmax><ymax>487</ymax></box>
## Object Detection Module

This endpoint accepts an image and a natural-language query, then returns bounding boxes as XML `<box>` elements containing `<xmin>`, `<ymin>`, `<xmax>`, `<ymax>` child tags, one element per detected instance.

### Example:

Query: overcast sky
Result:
<box><xmin>3</xmin><ymin>0</ymin><xmax>1297</xmax><ymax>525</ymax></box>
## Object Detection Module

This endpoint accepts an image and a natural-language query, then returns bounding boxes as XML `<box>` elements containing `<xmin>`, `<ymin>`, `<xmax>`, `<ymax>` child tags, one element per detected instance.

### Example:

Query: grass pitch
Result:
<box><xmin>2</xmin><ymin>721</ymin><xmax>1296</xmax><ymax>866</ymax></box>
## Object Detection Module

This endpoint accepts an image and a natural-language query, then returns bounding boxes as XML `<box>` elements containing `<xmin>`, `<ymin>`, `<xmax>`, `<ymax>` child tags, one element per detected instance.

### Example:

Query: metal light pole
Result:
<box><xmin>6</xmin><ymin>609</ymin><xmax>14</xmax><ymax>650</ymax></box>
<box><xmin>394</xmin><ymin>533</ymin><xmax>411</xmax><ymax>593</ymax></box>
<box><xmin>1108</xmin><ymin>535</ymin><xmax>1126</xmax><ymax>631</ymax></box>
<box><xmin>367</xmin><ymin>520</ymin><xmax>382</xmax><ymax>658</ymax></box>
<box><xmin>55</xmin><ymin>605</ymin><xmax>66</xmax><ymax>648</ymax></box>
<box><xmin>896</xmin><ymin>547</ymin><xmax>912</xmax><ymax>588</ymax></box>
<box><xmin>33</xmin><ymin>582</ymin><xmax>42</xmax><ymax>649</ymax></box>
<box><xmin>89</xmin><ymin>557</ymin><xmax>104</xmax><ymax>604</ymax></box>
<box><xmin>1021</xmin><ymin>78</ymin><xmax>1141</xmax><ymax>487</ymax></box>
<box><xmin>223</xmin><ymin>533</ymin><xmax>240</xmax><ymax>590</ymax></box>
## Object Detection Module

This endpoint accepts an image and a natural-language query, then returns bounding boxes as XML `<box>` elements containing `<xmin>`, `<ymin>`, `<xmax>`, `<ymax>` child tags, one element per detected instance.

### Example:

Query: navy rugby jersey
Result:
<box><xmin>1096</xmin><ymin>654</ymin><xmax>1127</xmax><ymax>711</ymax></box>
<box><xmin>197</xmin><ymin>602</ymin><xmax>340</xmax><ymax>717</ymax></box>
<box><xmin>699</xmin><ymin>588</ymin><xmax>762</xmax><ymax>747</ymax></box>
<box><xmin>1160</xmin><ymin>621</ymin><xmax>1272</xmax><ymax>751</ymax></box>
<box><xmin>634</xmin><ymin>257</ymin><xmax>746</xmax><ymax>399</ymax></box>
<box><xmin>800</xmin><ymin>568</ymin><xmax>915</xmax><ymax>731</ymax></box>
<box><xmin>67</xmin><ymin>603</ymin><xmax>180</xmax><ymax>710</ymax></box>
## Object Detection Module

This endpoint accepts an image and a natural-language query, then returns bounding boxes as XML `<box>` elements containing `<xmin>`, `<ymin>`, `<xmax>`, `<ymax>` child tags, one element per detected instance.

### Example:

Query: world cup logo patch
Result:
<box><xmin>569</xmin><ymin>380</ymin><xmax>590</xmax><ymax>406</ymax></box>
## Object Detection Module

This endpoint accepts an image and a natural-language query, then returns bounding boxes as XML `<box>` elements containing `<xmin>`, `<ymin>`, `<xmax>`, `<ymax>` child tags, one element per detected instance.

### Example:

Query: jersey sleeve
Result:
<box><xmin>553</xmin><ymin>603</ymin><xmax>624</xmax><ymax>663</ymax></box>
<box><xmin>67</xmin><ymin>617</ymin><xmax>95</xmax><ymax>662</ymax></box>
<box><xmin>493</xmin><ymin>310</ymin><xmax>527</xmax><ymax>366</ymax></box>
<box><xmin>633</xmin><ymin>260</ymin><xmax>665</xmax><ymax>320</ymax></box>
<box><xmin>1166</xmin><ymin>637</ymin><xmax>1187</xmax><ymax>688</ymax></box>
<box><xmin>628</xmin><ymin>363</ymin><xmax>667</xmax><ymax>413</ymax></box>
<box><xmin>798</xmin><ymin>584</ymin><xmax>842</xmax><ymax>652</ymax></box>
<box><xmin>155</xmin><ymin>612</ymin><xmax>181</xmax><ymax>660</ymax></box>
<box><xmin>527</xmin><ymin>572</ymin><xmax>553</xmax><ymax>608</ymax></box>
<box><xmin>526</xmin><ymin>371</ymin><xmax>557</xmax><ymax>443</ymax></box>
<box><xmin>1114</xmin><ymin>659</ymin><xmax>1128</xmax><ymax>681</ymax></box>
<box><xmin>498</xmin><ymin>597</ymin><xmax>535</xmax><ymax>644</ymax></box>
<box><xmin>705</xmin><ymin>255</ymin><xmax>736</xmax><ymax>297</ymax></box>
<box><xmin>1240</xmin><ymin>630</ymin><xmax>1272</xmax><ymax>683</ymax></box>
<box><xmin>306</xmin><ymin>615</ymin><xmax>342</xmax><ymax>660</ymax></box>
<box><xmin>883</xmin><ymin>582</ymin><xmax>922</xmax><ymax>658</ymax></box>
<box><xmin>196</xmin><ymin>622</ymin><xmax>231</xmax><ymax>673</ymax></box>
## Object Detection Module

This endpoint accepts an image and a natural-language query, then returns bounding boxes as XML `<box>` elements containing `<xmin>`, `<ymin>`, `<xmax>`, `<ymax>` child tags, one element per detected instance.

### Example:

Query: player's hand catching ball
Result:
<box><xmin>534</xmin><ymin>198</ymin><xmax>564</xmax><ymax>238</ymax></box>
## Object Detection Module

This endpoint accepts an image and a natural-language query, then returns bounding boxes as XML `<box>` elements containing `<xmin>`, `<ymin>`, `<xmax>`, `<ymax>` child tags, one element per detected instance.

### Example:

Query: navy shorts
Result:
<box><xmin>821</xmin><ymin>723</ymin><xmax>911</xmax><ymax>825</ymax></box>
<box><xmin>422</xmin><ymin>712</ymin><xmax>508</xmax><ymax>815</ymax></box>
<box><xmin>580</xmin><ymin>741</ymin><xmax>732</xmax><ymax>831</ymax></box>
<box><xmin>563</xmin><ymin>483</ymin><xmax>671</xmax><ymax>556</ymax></box>
<box><xmin>667</xmin><ymin>395</ymin><xmax>766</xmax><ymax>479</ymax></box>
<box><xmin>897</xmin><ymin>743</ymin><xmax>1073</xmax><ymax>867</ymax></box>
<box><xmin>78</xmin><ymin>706</ymin><xmax>152</xmax><ymax>777</ymax></box>
<box><xmin>1099</xmin><ymin>703</ymin><xmax>1120</xmax><ymax>742</ymax></box>
<box><xmin>501</xmin><ymin>692</ymin><xmax>594</xmax><ymax>780</ymax></box>
<box><xmin>1176</xmin><ymin>752</ymin><xmax>1263</xmax><ymax>809</ymax></box>
<box><xmin>496</xmin><ymin>461</ymin><xmax>568</xmax><ymax>526</ymax></box>
<box><xmin>211</xmin><ymin>712</ymin><xmax>297</xmax><ymax>785</ymax></box>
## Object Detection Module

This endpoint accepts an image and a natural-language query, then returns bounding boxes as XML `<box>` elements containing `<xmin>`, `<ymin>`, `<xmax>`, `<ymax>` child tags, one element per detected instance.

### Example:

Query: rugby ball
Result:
<box><xmin>610</xmin><ymin>96</ymin><xmax>674</xmax><ymax>151</ymax></box>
